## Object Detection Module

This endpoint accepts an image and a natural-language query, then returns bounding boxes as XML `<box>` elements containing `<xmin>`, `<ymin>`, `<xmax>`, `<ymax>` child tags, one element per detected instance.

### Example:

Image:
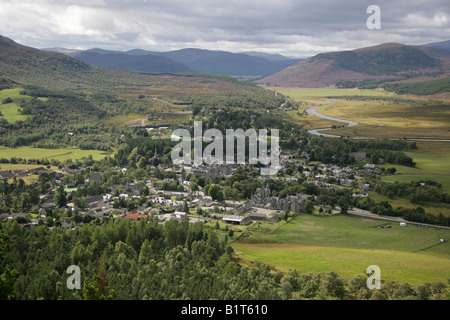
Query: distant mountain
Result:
<box><xmin>72</xmin><ymin>50</ymin><xmax>191</xmax><ymax>74</ymax></box>
<box><xmin>424</xmin><ymin>40</ymin><xmax>450</xmax><ymax>51</ymax></box>
<box><xmin>239</xmin><ymin>51</ymin><xmax>297</xmax><ymax>62</ymax></box>
<box><xmin>124</xmin><ymin>49</ymin><xmax>154</xmax><ymax>56</ymax></box>
<box><xmin>151</xmin><ymin>48</ymin><xmax>301</xmax><ymax>76</ymax></box>
<box><xmin>41</xmin><ymin>47</ymin><xmax>82</xmax><ymax>55</ymax></box>
<box><xmin>43</xmin><ymin>47</ymin><xmax>192</xmax><ymax>74</ymax></box>
<box><xmin>50</xmin><ymin>46</ymin><xmax>301</xmax><ymax>77</ymax></box>
<box><xmin>259</xmin><ymin>43</ymin><xmax>450</xmax><ymax>87</ymax></box>
<box><xmin>126</xmin><ymin>48</ymin><xmax>301</xmax><ymax>63</ymax></box>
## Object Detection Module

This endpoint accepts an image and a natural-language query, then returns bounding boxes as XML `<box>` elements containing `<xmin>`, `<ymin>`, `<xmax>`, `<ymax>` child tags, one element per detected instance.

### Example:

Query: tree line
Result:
<box><xmin>1</xmin><ymin>218</ymin><xmax>448</xmax><ymax>300</ymax></box>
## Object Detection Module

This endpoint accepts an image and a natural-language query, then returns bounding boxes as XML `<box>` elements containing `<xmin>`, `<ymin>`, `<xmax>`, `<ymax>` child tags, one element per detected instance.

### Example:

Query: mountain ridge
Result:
<box><xmin>44</xmin><ymin>46</ymin><xmax>301</xmax><ymax>77</ymax></box>
<box><xmin>258</xmin><ymin>42</ymin><xmax>450</xmax><ymax>87</ymax></box>
<box><xmin>424</xmin><ymin>40</ymin><xmax>450</xmax><ymax>51</ymax></box>
<box><xmin>72</xmin><ymin>51</ymin><xmax>192</xmax><ymax>74</ymax></box>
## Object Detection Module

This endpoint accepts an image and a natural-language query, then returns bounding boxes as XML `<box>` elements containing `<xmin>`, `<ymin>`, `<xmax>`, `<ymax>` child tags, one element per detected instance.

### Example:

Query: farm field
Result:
<box><xmin>379</xmin><ymin>141</ymin><xmax>450</xmax><ymax>194</ymax></box>
<box><xmin>104</xmin><ymin>112</ymin><xmax>191</xmax><ymax>128</ymax></box>
<box><xmin>0</xmin><ymin>163</ymin><xmax>57</xmax><ymax>170</ymax></box>
<box><xmin>0</xmin><ymin>146</ymin><xmax>113</xmax><ymax>161</ymax></box>
<box><xmin>232</xmin><ymin>242</ymin><xmax>449</xmax><ymax>285</ymax></box>
<box><xmin>369</xmin><ymin>141</ymin><xmax>450</xmax><ymax>218</ymax></box>
<box><xmin>232</xmin><ymin>214</ymin><xmax>450</xmax><ymax>285</ymax></box>
<box><xmin>368</xmin><ymin>191</ymin><xmax>450</xmax><ymax>217</ymax></box>
<box><xmin>0</xmin><ymin>163</ymin><xmax>59</xmax><ymax>184</ymax></box>
<box><xmin>271</xmin><ymin>87</ymin><xmax>394</xmax><ymax>99</ymax></box>
<box><xmin>103</xmin><ymin>113</ymin><xmax>150</xmax><ymax>127</ymax></box>
<box><xmin>0</xmin><ymin>88</ymin><xmax>47</xmax><ymax>123</ymax></box>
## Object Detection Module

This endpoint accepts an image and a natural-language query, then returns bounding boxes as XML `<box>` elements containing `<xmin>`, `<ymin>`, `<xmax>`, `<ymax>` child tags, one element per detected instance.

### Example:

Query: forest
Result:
<box><xmin>304</xmin><ymin>136</ymin><xmax>417</xmax><ymax>167</ymax></box>
<box><xmin>383</xmin><ymin>77</ymin><xmax>450</xmax><ymax>96</ymax></box>
<box><xmin>372</xmin><ymin>180</ymin><xmax>450</xmax><ymax>204</ymax></box>
<box><xmin>1</xmin><ymin>217</ymin><xmax>449</xmax><ymax>300</ymax></box>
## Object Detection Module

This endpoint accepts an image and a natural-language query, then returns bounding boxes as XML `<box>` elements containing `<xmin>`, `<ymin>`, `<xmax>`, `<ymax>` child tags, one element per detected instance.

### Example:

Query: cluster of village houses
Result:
<box><xmin>0</xmin><ymin>151</ymin><xmax>380</xmax><ymax>229</ymax></box>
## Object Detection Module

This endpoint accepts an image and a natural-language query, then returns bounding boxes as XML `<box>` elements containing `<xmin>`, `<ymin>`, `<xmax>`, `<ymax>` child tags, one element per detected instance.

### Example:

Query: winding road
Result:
<box><xmin>347</xmin><ymin>208</ymin><xmax>450</xmax><ymax>230</ymax></box>
<box><xmin>305</xmin><ymin>100</ymin><xmax>450</xmax><ymax>142</ymax></box>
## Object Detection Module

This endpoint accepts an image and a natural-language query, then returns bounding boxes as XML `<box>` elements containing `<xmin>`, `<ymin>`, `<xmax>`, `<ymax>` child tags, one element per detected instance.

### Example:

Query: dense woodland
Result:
<box><xmin>304</xmin><ymin>136</ymin><xmax>417</xmax><ymax>167</ymax></box>
<box><xmin>1</xmin><ymin>218</ymin><xmax>449</xmax><ymax>300</ymax></box>
<box><xmin>383</xmin><ymin>77</ymin><xmax>450</xmax><ymax>95</ymax></box>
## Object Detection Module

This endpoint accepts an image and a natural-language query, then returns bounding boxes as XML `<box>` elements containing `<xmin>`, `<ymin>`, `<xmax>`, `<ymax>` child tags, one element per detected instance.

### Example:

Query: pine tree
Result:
<box><xmin>55</xmin><ymin>184</ymin><xmax>67</xmax><ymax>208</ymax></box>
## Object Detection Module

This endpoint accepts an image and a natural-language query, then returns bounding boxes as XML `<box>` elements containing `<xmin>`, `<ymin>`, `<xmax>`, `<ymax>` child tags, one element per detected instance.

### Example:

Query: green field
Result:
<box><xmin>244</xmin><ymin>214</ymin><xmax>450</xmax><ymax>255</ymax></box>
<box><xmin>0</xmin><ymin>163</ymin><xmax>59</xmax><ymax>184</ymax></box>
<box><xmin>369</xmin><ymin>191</ymin><xmax>450</xmax><ymax>218</ymax></box>
<box><xmin>379</xmin><ymin>142</ymin><xmax>450</xmax><ymax>194</ymax></box>
<box><xmin>104</xmin><ymin>111</ymin><xmax>191</xmax><ymax>128</ymax></box>
<box><xmin>0</xmin><ymin>88</ymin><xmax>47</xmax><ymax>123</ymax></box>
<box><xmin>0</xmin><ymin>146</ymin><xmax>113</xmax><ymax>161</ymax></box>
<box><xmin>273</xmin><ymin>87</ymin><xmax>393</xmax><ymax>99</ymax></box>
<box><xmin>104</xmin><ymin>113</ymin><xmax>149</xmax><ymax>127</ymax></box>
<box><xmin>232</xmin><ymin>214</ymin><xmax>450</xmax><ymax>285</ymax></box>
<box><xmin>0</xmin><ymin>163</ymin><xmax>58</xmax><ymax>171</ymax></box>
<box><xmin>371</xmin><ymin>141</ymin><xmax>450</xmax><ymax>217</ymax></box>
<box><xmin>232</xmin><ymin>243</ymin><xmax>449</xmax><ymax>285</ymax></box>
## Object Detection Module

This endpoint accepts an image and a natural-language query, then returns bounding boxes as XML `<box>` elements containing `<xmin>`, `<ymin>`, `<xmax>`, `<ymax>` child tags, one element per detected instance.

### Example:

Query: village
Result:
<box><xmin>0</xmin><ymin>150</ymin><xmax>385</xmax><ymax>230</ymax></box>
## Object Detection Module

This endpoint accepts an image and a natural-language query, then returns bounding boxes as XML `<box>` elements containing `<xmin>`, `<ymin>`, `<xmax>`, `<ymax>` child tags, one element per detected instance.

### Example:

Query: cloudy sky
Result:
<box><xmin>0</xmin><ymin>0</ymin><xmax>449</xmax><ymax>57</ymax></box>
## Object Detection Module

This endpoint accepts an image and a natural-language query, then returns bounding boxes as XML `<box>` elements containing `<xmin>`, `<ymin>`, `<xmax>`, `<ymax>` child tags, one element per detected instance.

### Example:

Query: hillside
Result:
<box><xmin>383</xmin><ymin>76</ymin><xmax>450</xmax><ymax>96</ymax></box>
<box><xmin>0</xmin><ymin>35</ymin><xmax>91</xmax><ymax>79</ymax></box>
<box><xmin>73</xmin><ymin>50</ymin><xmax>191</xmax><ymax>74</ymax></box>
<box><xmin>0</xmin><ymin>36</ymin><xmax>108</xmax><ymax>92</ymax></box>
<box><xmin>316</xmin><ymin>43</ymin><xmax>440</xmax><ymax>75</ymax></box>
<box><xmin>259</xmin><ymin>42</ymin><xmax>450</xmax><ymax>88</ymax></box>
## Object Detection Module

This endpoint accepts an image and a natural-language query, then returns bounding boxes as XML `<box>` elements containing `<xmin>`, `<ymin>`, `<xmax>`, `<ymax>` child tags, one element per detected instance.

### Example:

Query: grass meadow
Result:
<box><xmin>273</xmin><ymin>87</ymin><xmax>393</xmax><ymax>99</ymax></box>
<box><xmin>232</xmin><ymin>214</ymin><xmax>450</xmax><ymax>285</ymax></box>
<box><xmin>0</xmin><ymin>146</ymin><xmax>113</xmax><ymax>161</ymax></box>
<box><xmin>232</xmin><ymin>242</ymin><xmax>449</xmax><ymax>285</ymax></box>
<box><xmin>103</xmin><ymin>113</ymin><xmax>149</xmax><ymax>127</ymax></box>
<box><xmin>0</xmin><ymin>163</ymin><xmax>58</xmax><ymax>185</ymax></box>
<box><xmin>371</xmin><ymin>141</ymin><xmax>450</xmax><ymax>218</ymax></box>
<box><xmin>368</xmin><ymin>192</ymin><xmax>450</xmax><ymax>217</ymax></box>
<box><xmin>379</xmin><ymin>141</ymin><xmax>450</xmax><ymax>194</ymax></box>
<box><xmin>0</xmin><ymin>88</ymin><xmax>47</xmax><ymax>123</ymax></box>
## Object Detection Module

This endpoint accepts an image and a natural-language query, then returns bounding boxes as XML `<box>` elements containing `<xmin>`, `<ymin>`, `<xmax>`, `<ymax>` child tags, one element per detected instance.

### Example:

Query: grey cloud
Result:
<box><xmin>1</xmin><ymin>0</ymin><xmax>448</xmax><ymax>57</ymax></box>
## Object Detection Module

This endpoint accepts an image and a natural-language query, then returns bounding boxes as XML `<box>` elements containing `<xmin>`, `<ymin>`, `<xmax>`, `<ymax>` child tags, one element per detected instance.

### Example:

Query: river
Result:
<box><xmin>305</xmin><ymin>101</ymin><xmax>450</xmax><ymax>142</ymax></box>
